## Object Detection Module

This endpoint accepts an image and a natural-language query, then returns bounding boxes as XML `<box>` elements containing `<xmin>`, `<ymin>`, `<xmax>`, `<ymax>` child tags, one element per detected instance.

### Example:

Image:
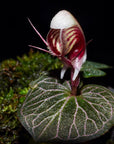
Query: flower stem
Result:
<box><xmin>71</xmin><ymin>69</ymin><xmax>80</xmax><ymax>96</ymax></box>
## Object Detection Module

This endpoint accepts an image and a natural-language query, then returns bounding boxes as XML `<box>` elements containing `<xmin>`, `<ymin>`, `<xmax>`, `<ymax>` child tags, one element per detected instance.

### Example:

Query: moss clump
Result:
<box><xmin>0</xmin><ymin>50</ymin><xmax>62</xmax><ymax>144</ymax></box>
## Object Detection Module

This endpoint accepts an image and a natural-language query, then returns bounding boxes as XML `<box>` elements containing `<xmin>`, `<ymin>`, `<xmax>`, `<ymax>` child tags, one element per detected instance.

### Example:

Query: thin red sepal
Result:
<box><xmin>28</xmin><ymin>45</ymin><xmax>54</xmax><ymax>55</ymax></box>
<box><xmin>27</xmin><ymin>18</ymin><xmax>48</xmax><ymax>46</ymax></box>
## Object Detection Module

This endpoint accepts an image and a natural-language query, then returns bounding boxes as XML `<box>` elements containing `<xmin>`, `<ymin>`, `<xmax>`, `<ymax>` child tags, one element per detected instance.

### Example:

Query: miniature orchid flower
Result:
<box><xmin>28</xmin><ymin>10</ymin><xmax>87</xmax><ymax>95</ymax></box>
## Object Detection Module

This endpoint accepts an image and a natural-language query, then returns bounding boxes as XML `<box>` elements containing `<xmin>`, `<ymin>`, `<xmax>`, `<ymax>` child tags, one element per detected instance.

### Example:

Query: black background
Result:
<box><xmin>1</xmin><ymin>0</ymin><xmax>113</xmax><ymax>66</ymax></box>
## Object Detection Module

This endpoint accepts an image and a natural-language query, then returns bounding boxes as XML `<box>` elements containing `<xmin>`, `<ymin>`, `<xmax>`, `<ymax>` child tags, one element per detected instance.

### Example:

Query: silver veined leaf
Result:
<box><xmin>18</xmin><ymin>75</ymin><xmax>114</xmax><ymax>143</ymax></box>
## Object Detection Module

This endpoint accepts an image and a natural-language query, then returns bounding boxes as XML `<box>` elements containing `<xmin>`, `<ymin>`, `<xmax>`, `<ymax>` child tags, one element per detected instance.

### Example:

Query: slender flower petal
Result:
<box><xmin>27</xmin><ymin>18</ymin><xmax>48</xmax><ymax>46</ymax></box>
<box><xmin>72</xmin><ymin>51</ymin><xmax>87</xmax><ymax>81</ymax></box>
<box><xmin>60</xmin><ymin>65</ymin><xmax>68</xmax><ymax>79</ymax></box>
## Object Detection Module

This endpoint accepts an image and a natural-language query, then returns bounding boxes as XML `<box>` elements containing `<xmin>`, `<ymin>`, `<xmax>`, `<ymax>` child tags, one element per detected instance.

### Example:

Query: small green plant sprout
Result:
<box><xmin>18</xmin><ymin>10</ymin><xmax>114</xmax><ymax>143</ymax></box>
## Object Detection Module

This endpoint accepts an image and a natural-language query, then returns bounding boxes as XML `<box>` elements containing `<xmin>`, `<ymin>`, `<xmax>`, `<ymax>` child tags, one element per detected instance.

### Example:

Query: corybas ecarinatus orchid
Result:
<box><xmin>28</xmin><ymin>10</ymin><xmax>87</xmax><ymax>95</ymax></box>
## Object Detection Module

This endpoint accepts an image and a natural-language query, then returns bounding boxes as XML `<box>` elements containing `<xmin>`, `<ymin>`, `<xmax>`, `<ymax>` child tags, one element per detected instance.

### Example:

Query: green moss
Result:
<box><xmin>0</xmin><ymin>50</ymin><xmax>62</xmax><ymax>144</ymax></box>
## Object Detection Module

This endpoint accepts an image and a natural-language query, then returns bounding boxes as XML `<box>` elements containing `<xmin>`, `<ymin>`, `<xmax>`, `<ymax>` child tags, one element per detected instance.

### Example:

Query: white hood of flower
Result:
<box><xmin>50</xmin><ymin>10</ymin><xmax>80</xmax><ymax>29</ymax></box>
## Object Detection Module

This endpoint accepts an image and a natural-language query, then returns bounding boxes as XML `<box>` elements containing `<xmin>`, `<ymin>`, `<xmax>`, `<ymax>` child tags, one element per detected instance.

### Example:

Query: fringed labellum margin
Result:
<box><xmin>28</xmin><ymin>10</ymin><xmax>87</xmax><ymax>95</ymax></box>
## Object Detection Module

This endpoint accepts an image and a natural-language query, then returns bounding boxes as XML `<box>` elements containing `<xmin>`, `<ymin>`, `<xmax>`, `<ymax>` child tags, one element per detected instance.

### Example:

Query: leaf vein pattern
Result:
<box><xmin>19</xmin><ymin>79</ymin><xmax>114</xmax><ymax>142</ymax></box>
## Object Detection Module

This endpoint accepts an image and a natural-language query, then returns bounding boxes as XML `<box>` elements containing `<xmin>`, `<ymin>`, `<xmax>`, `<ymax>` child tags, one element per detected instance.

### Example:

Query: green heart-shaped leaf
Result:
<box><xmin>18</xmin><ymin>75</ymin><xmax>114</xmax><ymax>143</ymax></box>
